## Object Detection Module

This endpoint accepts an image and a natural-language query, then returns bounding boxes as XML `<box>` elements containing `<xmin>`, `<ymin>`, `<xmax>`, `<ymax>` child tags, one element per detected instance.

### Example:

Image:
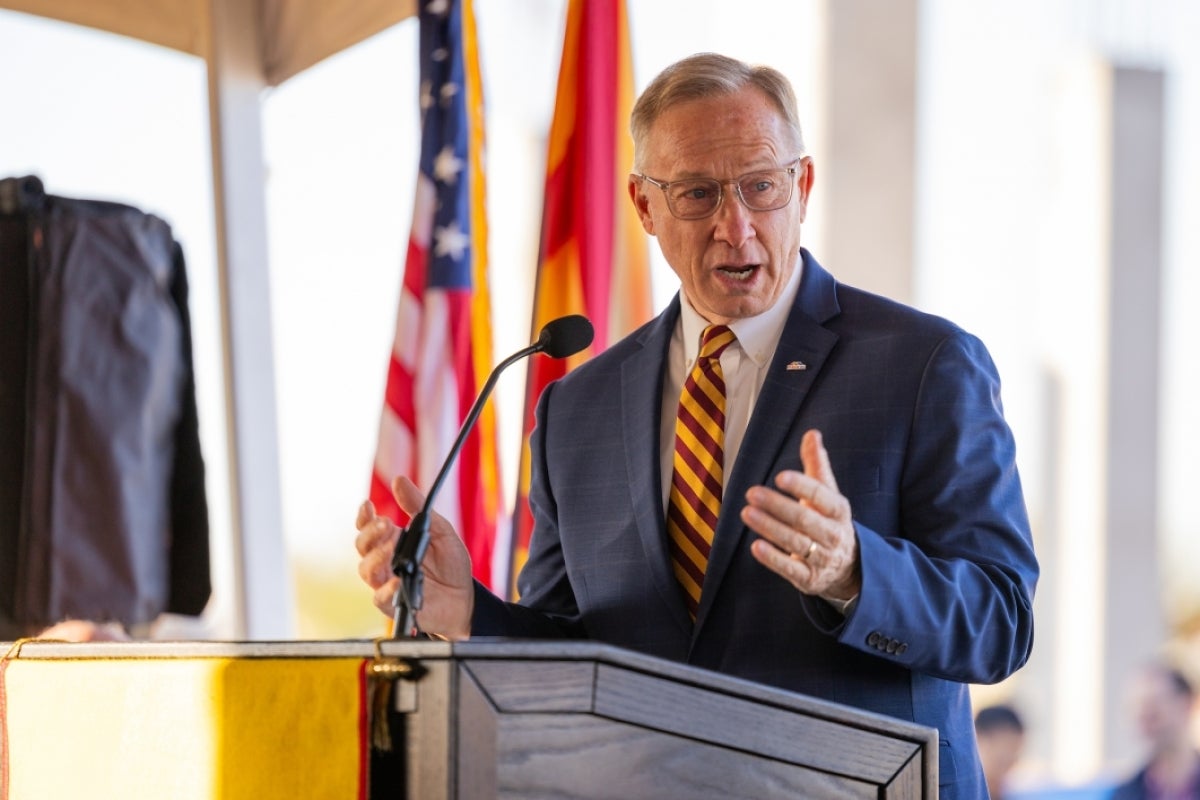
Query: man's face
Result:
<box><xmin>629</xmin><ymin>86</ymin><xmax>813</xmax><ymax>325</ymax></box>
<box><xmin>977</xmin><ymin>728</ymin><xmax>1025</xmax><ymax>785</ymax></box>
<box><xmin>1130</xmin><ymin>669</ymin><xmax>1194</xmax><ymax>752</ymax></box>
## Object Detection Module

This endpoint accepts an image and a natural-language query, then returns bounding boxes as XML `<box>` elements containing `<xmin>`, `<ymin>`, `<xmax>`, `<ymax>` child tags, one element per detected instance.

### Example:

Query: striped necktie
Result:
<box><xmin>667</xmin><ymin>324</ymin><xmax>736</xmax><ymax>619</ymax></box>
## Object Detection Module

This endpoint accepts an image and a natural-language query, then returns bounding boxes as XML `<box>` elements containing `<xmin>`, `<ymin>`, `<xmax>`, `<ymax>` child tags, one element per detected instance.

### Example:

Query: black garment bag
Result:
<box><xmin>0</xmin><ymin>175</ymin><xmax>210</xmax><ymax>633</ymax></box>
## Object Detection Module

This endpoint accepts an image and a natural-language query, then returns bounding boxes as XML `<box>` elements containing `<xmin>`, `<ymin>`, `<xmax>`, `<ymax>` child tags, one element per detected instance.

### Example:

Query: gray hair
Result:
<box><xmin>630</xmin><ymin>52</ymin><xmax>806</xmax><ymax>170</ymax></box>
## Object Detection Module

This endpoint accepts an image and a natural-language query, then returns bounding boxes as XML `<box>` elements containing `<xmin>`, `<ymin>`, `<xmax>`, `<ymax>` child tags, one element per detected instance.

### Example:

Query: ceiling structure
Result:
<box><xmin>0</xmin><ymin>0</ymin><xmax>416</xmax><ymax>85</ymax></box>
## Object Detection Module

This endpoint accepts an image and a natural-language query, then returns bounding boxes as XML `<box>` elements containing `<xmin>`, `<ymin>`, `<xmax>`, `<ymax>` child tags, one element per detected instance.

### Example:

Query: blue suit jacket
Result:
<box><xmin>474</xmin><ymin>250</ymin><xmax>1038</xmax><ymax>798</ymax></box>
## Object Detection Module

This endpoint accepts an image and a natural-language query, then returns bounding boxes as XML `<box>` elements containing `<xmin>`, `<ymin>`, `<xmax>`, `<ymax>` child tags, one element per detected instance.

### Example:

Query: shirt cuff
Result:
<box><xmin>824</xmin><ymin>593</ymin><xmax>859</xmax><ymax>616</ymax></box>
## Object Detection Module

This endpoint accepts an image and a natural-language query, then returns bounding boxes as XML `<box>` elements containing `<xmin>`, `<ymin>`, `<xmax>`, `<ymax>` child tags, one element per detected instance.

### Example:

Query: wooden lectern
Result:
<box><xmin>1</xmin><ymin>639</ymin><xmax>937</xmax><ymax>799</ymax></box>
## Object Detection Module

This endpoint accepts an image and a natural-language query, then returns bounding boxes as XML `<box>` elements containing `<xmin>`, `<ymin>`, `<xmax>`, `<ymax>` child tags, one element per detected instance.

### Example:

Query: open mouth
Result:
<box><xmin>717</xmin><ymin>265</ymin><xmax>758</xmax><ymax>282</ymax></box>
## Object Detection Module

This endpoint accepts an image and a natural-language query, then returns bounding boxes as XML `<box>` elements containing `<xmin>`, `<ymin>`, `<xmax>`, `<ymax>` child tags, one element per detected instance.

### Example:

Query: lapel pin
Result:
<box><xmin>786</xmin><ymin>361</ymin><xmax>807</xmax><ymax>371</ymax></box>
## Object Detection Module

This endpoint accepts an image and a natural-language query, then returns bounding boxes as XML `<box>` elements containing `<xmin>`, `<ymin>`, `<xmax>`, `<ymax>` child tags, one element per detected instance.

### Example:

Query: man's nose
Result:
<box><xmin>712</xmin><ymin>189</ymin><xmax>755</xmax><ymax>246</ymax></box>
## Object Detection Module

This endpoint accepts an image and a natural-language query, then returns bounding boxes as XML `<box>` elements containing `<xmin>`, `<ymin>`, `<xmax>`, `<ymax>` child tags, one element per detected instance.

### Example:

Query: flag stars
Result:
<box><xmin>433</xmin><ymin>220</ymin><xmax>470</xmax><ymax>262</ymax></box>
<box><xmin>432</xmin><ymin>145</ymin><xmax>464</xmax><ymax>184</ymax></box>
<box><xmin>426</xmin><ymin>0</ymin><xmax>450</xmax><ymax>17</ymax></box>
<box><xmin>420</xmin><ymin>80</ymin><xmax>434</xmax><ymax>111</ymax></box>
<box><xmin>439</xmin><ymin>81</ymin><xmax>460</xmax><ymax>107</ymax></box>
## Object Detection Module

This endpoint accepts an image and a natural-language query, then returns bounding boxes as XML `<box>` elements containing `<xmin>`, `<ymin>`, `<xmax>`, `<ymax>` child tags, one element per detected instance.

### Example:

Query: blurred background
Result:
<box><xmin>2</xmin><ymin>0</ymin><xmax>1198</xmax><ymax>795</ymax></box>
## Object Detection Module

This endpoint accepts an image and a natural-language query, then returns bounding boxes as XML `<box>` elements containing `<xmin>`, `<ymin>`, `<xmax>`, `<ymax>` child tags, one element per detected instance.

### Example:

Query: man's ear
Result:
<box><xmin>795</xmin><ymin>157</ymin><xmax>815</xmax><ymax>223</ymax></box>
<box><xmin>628</xmin><ymin>175</ymin><xmax>656</xmax><ymax>236</ymax></box>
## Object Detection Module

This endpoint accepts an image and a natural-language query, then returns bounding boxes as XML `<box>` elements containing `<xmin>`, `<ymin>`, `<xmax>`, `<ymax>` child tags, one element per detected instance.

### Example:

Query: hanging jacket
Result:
<box><xmin>0</xmin><ymin>175</ymin><xmax>210</xmax><ymax>629</ymax></box>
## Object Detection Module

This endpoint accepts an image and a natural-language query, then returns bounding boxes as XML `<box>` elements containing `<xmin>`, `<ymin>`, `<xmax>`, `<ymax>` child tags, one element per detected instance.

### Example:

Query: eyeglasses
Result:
<box><xmin>636</xmin><ymin>158</ymin><xmax>803</xmax><ymax>220</ymax></box>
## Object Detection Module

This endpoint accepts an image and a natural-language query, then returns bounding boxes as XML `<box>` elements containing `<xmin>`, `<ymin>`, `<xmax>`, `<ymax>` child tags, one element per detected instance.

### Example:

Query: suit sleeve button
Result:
<box><xmin>867</xmin><ymin>632</ymin><xmax>881</xmax><ymax>647</ymax></box>
<box><xmin>896</xmin><ymin>643</ymin><xmax>908</xmax><ymax>655</ymax></box>
<box><xmin>885</xmin><ymin>640</ymin><xmax>898</xmax><ymax>654</ymax></box>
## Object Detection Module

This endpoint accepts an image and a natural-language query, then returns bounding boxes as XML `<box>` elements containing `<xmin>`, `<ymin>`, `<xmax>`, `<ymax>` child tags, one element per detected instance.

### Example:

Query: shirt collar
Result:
<box><xmin>678</xmin><ymin>252</ymin><xmax>804</xmax><ymax>367</ymax></box>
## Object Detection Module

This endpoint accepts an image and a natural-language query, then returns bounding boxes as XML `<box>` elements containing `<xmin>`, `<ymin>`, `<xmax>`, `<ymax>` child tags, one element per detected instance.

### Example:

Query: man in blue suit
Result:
<box><xmin>357</xmin><ymin>52</ymin><xmax>1038</xmax><ymax>798</ymax></box>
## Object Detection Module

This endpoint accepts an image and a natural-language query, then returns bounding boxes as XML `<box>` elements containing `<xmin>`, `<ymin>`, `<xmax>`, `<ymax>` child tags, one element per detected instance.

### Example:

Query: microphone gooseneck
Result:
<box><xmin>390</xmin><ymin>314</ymin><xmax>595</xmax><ymax>637</ymax></box>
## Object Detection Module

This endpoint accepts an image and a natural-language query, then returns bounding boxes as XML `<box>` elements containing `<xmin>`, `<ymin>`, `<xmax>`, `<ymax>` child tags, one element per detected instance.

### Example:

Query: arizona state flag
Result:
<box><xmin>509</xmin><ymin>0</ymin><xmax>652</xmax><ymax>596</ymax></box>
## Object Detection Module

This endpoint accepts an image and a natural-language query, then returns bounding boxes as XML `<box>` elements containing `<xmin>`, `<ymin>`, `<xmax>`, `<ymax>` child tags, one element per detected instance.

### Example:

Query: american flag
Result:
<box><xmin>370</xmin><ymin>0</ymin><xmax>503</xmax><ymax>592</ymax></box>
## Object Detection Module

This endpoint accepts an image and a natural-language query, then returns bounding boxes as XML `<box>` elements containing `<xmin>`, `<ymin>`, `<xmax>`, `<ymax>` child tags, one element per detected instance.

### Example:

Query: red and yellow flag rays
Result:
<box><xmin>510</xmin><ymin>0</ymin><xmax>652</xmax><ymax>596</ymax></box>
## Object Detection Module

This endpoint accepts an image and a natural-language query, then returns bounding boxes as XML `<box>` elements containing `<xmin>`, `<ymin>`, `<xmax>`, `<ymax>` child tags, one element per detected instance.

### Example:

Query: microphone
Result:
<box><xmin>390</xmin><ymin>313</ymin><xmax>595</xmax><ymax>637</ymax></box>
<box><xmin>536</xmin><ymin>314</ymin><xmax>594</xmax><ymax>358</ymax></box>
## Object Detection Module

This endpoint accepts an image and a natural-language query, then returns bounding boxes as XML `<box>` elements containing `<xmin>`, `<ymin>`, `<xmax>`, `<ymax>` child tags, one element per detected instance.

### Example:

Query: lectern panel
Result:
<box><xmin>463</xmin><ymin>658</ymin><xmax>597</xmax><ymax>712</ymax></box>
<box><xmin>492</xmin><ymin>714</ymin><xmax>878</xmax><ymax>799</ymax></box>
<box><xmin>452</xmin><ymin>653</ymin><xmax>932</xmax><ymax>798</ymax></box>
<box><xmin>592</xmin><ymin>663</ymin><xmax>920</xmax><ymax>784</ymax></box>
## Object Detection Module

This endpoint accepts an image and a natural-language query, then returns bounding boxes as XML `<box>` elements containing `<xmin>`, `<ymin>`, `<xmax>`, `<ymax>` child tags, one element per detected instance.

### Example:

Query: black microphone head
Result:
<box><xmin>537</xmin><ymin>314</ymin><xmax>594</xmax><ymax>359</ymax></box>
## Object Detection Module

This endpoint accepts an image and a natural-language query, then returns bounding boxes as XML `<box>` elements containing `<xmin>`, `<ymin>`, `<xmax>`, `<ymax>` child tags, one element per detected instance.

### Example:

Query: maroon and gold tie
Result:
<box><xmin>667</xmin><ymin>324</ymin><xmax>736</xmax><ymax>619</ymax></box>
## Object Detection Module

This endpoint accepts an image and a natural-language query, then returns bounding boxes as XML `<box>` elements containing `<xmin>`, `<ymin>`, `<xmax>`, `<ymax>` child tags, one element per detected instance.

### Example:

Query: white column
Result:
<box><xmin>204</xmin><ymin>0</ymin><xmax>294</xmax><ymax>638</ymax></box>
<box><xmin>1042</xmin><ymin>59</ymin><xmax>1166</xmax><ymax>782</ymax></box>
<box><xmin>1101</xmin><ymin>65</ymin><xmax>1166</xmax><ymax>768</ymax></box>
<box><xmin>821</xmin><ymin>0</ymin><xmax>919</xmax><ymax>301</ymax></box>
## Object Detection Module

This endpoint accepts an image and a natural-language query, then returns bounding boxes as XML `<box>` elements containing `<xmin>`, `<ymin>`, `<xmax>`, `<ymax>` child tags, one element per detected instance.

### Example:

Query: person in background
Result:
<box><xmin>1112</xmin><ymin>662</ymin><xmax>1200</xmax><ymax>799</ymax></box>
<box><xmin>975</xmin><ymin>704</ymin><xmax>1027</xmax><ymax>799</ymax></box>
<box><xmin>356</xmin><ymin>51</ymin><xmax>1039</xmax><ymax>799</ymax></box>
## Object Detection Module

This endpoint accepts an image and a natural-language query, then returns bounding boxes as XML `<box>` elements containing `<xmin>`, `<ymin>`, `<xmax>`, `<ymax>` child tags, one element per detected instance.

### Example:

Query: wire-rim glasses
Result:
<box><xmin>637</xmin><ymin>158</ymin><xmax>803</xmax><ymax>220</ymax></box>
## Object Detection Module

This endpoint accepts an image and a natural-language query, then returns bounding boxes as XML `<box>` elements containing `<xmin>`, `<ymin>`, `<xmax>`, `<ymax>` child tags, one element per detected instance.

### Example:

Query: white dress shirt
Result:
<box><xmin>658</xmin><ymin>255</ymin><xmax>804</xmax><ymax>513</ymax></box>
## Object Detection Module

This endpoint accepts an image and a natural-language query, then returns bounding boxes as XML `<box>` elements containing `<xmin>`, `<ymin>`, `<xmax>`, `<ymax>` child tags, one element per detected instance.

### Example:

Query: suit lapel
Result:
<box><xmin>695</xmin><ymin>252</ymin><xmax>842</xmax><ymax>631</ymax></box>
<box><xmin>620</xmin><ymin>299</ymin><xmax>694</xmax><ymax>633</ymax></box>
